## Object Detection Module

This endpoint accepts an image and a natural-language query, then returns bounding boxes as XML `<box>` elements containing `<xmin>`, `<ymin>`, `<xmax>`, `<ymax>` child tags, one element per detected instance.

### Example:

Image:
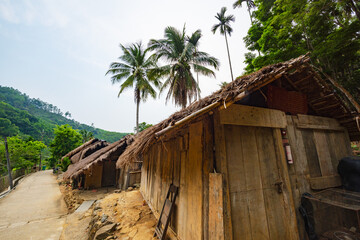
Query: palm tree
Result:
<box><xmin>106</xmin><ymin>42</ymin><xmax>160</xmax><ymax>133</ymax></box>
<box><xmin>212</xmin><ymin>7</ymin><xmax>235</xmax><ymax>81</ymax></box>
<box><xmin>149</xmin><ymin>26</ymin><xmax>219</xmax><ymax>109</ymax></box>
<box><xmin>187</xmin><ymin>29</ymin><xmax>202</xmax><ymax>100</ymax></box>
<box><xmin>233</xmin><ymin>0</ymin><xmax>255</xmax><ymax>24</ymax></box>
<box><xmin>79</xmin><ymin>129</ymin><xmax>94</xmax><ymax>143</ymax></box>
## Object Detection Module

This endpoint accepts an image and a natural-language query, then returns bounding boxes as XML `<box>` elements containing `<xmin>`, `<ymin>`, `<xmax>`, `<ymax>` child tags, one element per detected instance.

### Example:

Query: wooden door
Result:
<box><xmin>102</xmin><ymin>160</ymin><xmax>116</xmax><ymax>187</ymax></box>
<box><xmin>224</xmin><ymin>125</ymin><xmax>299</xmax><ymax>240</ymax></box>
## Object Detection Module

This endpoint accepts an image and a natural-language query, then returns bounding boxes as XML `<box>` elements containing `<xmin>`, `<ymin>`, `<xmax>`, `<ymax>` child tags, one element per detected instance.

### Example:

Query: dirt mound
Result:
<box><xmin>89</xmin><ymin>190</ymin><xmax>157</xmax><ymax>240</ymax></box>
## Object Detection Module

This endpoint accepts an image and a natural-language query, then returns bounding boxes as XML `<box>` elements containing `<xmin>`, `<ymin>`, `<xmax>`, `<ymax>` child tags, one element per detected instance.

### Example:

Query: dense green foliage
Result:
<box><xmin>106</xmin><ymin>42</ymin><xmax>161</xmax><ymax>133</ymax></box>
<box><xmin>60</xmin><ymin>157</ymin><xmax>71</xmax><ymax>172</ymax></box>
<box><xmin>149</xmin><ymin>26</ymin><xmax>219</xmax><ymax>108</ymax></box>
<box><xmin>242</xmin><ymin>0</ymin><xmax>360</xmax><ymax>98</ymax></box>
<box><xmin>79</xmin><ymin>129</ymin><xmax>94</xmax><ymax>143</ymax></box>
<box><xmin>50</xmin><ymin>125</ymin><xmax>82</xmax><ymax>161</ymax></box>
<box><xmin>0</xmin><ymin>136</ymin><xmax>46</xmax><ymax>175</ymax></box>
<box><xmin>0</xmin><ymin>86</ymin><xmax>127</xmax><ymax>143</ymax></box>
<box><xmin>0</xmin><ymin>118</ymin><xmax>19</xmax><ymax>137</ymax></box>
<box><xmin>135</xmin><ymin>122</ymin><xmax>153</xmax><ymax>132</ymax></box>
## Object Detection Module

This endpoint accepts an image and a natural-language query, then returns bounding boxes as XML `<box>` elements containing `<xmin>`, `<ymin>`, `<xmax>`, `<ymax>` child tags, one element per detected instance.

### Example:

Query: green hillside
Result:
<box><xmin>0</xmin><ymin>86</ymin><xmax>127</xmax><ymax>143</ymax></box>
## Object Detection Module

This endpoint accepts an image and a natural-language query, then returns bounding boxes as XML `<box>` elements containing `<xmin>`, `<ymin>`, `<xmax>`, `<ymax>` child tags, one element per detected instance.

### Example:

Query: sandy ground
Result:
<box><xmin>97</xmin><ymin>190</ymin><xmax>157</xmax><ymax>240</ymax></box>
<box><xmin>59</xmin><ymin>185</ymin><xmax>157</xmax><ymax>240</ymax></box>
<box><xmin>0</xmin><ymin>170</ymin><xmax>67</xmax><ymax>240</ymax></box>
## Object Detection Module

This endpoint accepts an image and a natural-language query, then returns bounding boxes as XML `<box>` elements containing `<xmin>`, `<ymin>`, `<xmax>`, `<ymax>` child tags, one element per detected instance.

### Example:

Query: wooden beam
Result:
<box><xmin>309</xmin><ymin>175</ymin><xmax>342</xmax><ymax>190</ymax></box>
<box><xmin>296</xmin><ymin>114</ymin><xmax>345</xmax><ymax>131</ymax></box>
<box><xmin>155</xmin><ymin>102</ymin><xmax>220</xmax><ymax>137</ymax></box>
<box><xmin>220</xmin><ymin>104</ymin><xmax>287</xmax><ymax>128</ymax></box>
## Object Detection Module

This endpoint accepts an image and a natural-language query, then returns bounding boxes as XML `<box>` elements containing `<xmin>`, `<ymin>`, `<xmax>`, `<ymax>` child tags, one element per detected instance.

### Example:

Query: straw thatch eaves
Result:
<box><xmin>63</xmin><ymin>135</ymin><xmax>134</xmax><ymax>180</ymax></box>
<box><xmin>117</xmin><ymin>54</ymin><xmax>360</xmax><ymax>168</ymax></box>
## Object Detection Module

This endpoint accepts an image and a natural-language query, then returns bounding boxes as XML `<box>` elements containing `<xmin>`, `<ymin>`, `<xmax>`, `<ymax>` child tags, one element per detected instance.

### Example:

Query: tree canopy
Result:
<box><xmin>106</xmin><ymin>42</ymin><xmax>161</xmax><ymax>133</ymax></box>
<box><xmin>149</xmin><ymin>26</ymin><xmax>219</xmax><ymax>108</ymax></box>
<box><xmin>50</xmin><ymin>124</ymin><xmax>82</xmax><ymax>161</ymax></box>
<box><xmin>243</xmin><ymin>0</ymin><xmax>360</xmax><ymax>99</ymax></box>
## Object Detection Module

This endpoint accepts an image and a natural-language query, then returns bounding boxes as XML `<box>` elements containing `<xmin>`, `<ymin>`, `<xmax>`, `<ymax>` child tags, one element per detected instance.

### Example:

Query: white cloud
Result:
<box><xmin>0</xmin><ymin>0</ymin><xmax>18</xmax><ymax>23</ymax></box>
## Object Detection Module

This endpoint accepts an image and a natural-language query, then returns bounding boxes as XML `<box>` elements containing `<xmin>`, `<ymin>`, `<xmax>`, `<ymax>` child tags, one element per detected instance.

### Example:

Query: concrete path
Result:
<box><xmin>0</xmin><ymin>170</ymin><xmax>67</xmax><ymax>240</ymax></box>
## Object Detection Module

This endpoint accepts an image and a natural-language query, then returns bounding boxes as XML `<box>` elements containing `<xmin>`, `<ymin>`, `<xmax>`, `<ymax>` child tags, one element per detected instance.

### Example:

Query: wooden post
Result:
<box><xmin>4</xmin><ymin>136</ymin><xmax>13</xmax><ymax>189</ymax></box>
<box><xmin>209</xmin><ymin>173</ymin><xmax>224</xmax><ymax>240</ymax></box>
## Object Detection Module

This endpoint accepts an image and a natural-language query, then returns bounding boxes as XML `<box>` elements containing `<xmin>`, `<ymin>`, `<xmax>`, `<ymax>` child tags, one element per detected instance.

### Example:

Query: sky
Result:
<box><xmin>0</xmin><ymin>0</ymin><xmax>251</xmax><ymax>133</ymax></box>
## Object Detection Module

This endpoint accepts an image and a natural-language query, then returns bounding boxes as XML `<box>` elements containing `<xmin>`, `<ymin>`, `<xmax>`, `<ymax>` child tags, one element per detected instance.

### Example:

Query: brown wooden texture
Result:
<box><xmin>185</xmin><ymin>121</ymin><xmax>203</xmax><ymax>240</ymax></box>
<box><xmin>209</xmin><ymin>173</ymin><xmax>224</xmax><ymax>240</ymax></box>
<box><xmin>286</xmin><ymin>116</ymin><xmax>311</xmax><ymax>240</ymax></box>
<box><xmin>102</xmin><ymin>160</ymin><xmax>116</xmax><ymax>187</ymax></box>
<box><xmin>214</xmin><ymin>110</ymin><xmax>233</xmax><ymax>240</ymax></box>
<box><xmin>219</xmin><ymin>104</ymin><xmax>287</xmax><ymax>128</ymax></box>
<box><xmin>309</xmin><ymin>175</ymin><xmax>342</xmax><ymax>190</ymax></box>
<box><xmin>224</xmin><ymin>124</ymin><xmax>299</xmax><ymax>240</ymax></box>
<box><xmin>84</xmin><ymin>163</ymin><xmax>103</xmax><ymax>189</ymax></box>
<box><xmin>313</xmin><ymin>130</ymin><xmax>335</xmax><ymax>176</ymax></box>
<box><xmin>286</xmin><ymin>115</ymin><xmax>352</xmax><ymax>239</ymax></box>
<box><xmin>297</xmin><ymin>114</ymin><xmax>345</xmax><ymax>131</ymax></box>
<box><xmin>202</xmin><ymin>116</ymin><xmax>214</xmax><ymax>240</ymax></box>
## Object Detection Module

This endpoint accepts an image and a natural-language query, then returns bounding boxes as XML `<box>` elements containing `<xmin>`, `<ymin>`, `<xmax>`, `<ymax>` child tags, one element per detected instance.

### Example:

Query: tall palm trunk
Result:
<box><xmin>224</xmin><ymin>32</ymin><xmax>234</xmax><ymax>81</ymax></box>
<box><xmin>246</xmin><ymin>1</ymin><xmax>253</xmax><ymax>25</ymax></box>
<box><xmin>246</xmin><ymin>1</ymin><xmax>261</xmax><ymax>56</ymax></box>
<box><xmin>4</xmin><ymin>136</ymin><xmax>13</xmax><ymax>189</ymax></box>
<box><xmin>196</xmin><ymin>72</ymin><xmax>200</xmax><ymax>100</ymax></box>
<box><xmin>135</xmin><ymin>89</ymin><xmax>140</xmax><ymax>133</ymax></box>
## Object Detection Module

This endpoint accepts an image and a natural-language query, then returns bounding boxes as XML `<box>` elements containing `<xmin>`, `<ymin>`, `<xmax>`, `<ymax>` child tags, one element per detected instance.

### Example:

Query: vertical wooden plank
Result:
<box><xmin>209</xmin><ymin>173</ymin><xmax>224</xmax><ymax>240</ymax></box>
<box><xmin>272</xmin><ymin>128</ymin><xmax>300</xmax><ymax>240</ymax></box>
<box><xmin>225</xmin><ymin>125</ymin><xmax>246</xmax><ymax>194</ymax></box>
<box><xmin>203</xmin><ymin>116</ymin><xmax>214</xmax><ymax>240</ymax></box>
<box><xmin>171</xmin><ymin>137</ymin><xmax>181</xmax><ymax>233</ymax></box>
<box><xmin>186</xmin><ymin>121</ymin><xmax>203</xmax><ymax>240</ymax></box>
<box><xmin>241</xmin><ymin>126</ymin><xmax>270</xmax><ymax>240</ymax></box>
<box><xmin>257</xmin><ymin>127</ymin><xmax>294</xmax><ymax>239</ymax></box>
<box><xmin>178</xmin><ymin>133</ymin><xmax>188</xmax><ymax>239</ymax></box>
<box><xmin>302</xmin><ymin>129</ymin><xmax>322</xmax><ymax>177</ymax></box>
<box><xmin>213</xmin><ymin>110</ymin><xmax>233</xmax><ymax>240</ymax></box>
<box><xmin>224</xmin><ymin>125</ymin><xmax>251</xmax><ymax>239</ymax></box>
<box><xmin>154</xmin><ymin>143</ymin><xmax>162</xmax><ymax>212</ymax></box>
<box><xmin>286</xmin><ymin>116</ymin><xmax>311</xmax><ymax>240</ymax></box>
<box><xmin>313</xmin><ymin>130</ymin><xmax>335</xmax><ymax>176</ymax></box>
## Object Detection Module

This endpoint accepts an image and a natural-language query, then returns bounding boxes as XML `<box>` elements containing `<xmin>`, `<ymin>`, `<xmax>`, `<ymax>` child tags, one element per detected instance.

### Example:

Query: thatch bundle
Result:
<box><xmin>117</xmin><ymin>54</ymin><xmax>360</xmax><ymax>168</ymax></box>
<box><xmin>63</xmin><ymin>135</ymin><xmax>134</xmax><ymax>180</ymax></box>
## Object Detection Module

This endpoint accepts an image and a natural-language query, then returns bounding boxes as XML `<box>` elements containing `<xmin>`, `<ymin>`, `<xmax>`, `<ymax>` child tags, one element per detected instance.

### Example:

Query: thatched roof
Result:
<box><xmin>71</xmin><ymin>140</ymin><xmax>109</xmax><ymax>164</ymax></box>
<box><xmin>63</xmin><ymin>135</ymin><xmax>134</xmax><ymax>180</ymax></box>
<box><xmin>61</xmin><ymin>138</ymin><xmax>98</xmax><ymax>162</ymax></box>
<box><xmin>117</xmin><ymin>54</ymin><xmax>360</xmax><ymax>168</ymax></box>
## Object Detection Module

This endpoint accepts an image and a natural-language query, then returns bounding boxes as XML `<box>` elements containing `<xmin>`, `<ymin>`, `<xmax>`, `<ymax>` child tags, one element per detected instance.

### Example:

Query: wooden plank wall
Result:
<box><xmin>223</xmin><ymin>125</ymin><xmax>299</xmax><ymax>240</ymax></box>
<box><xmin>84</xmin><ymin>163</ymin><xmax>103</xmax><ymax>189</ymax></box>
<box><xmin>286</xmin><ymin>115</ymin><xmax>352</xmax><ymax>239</ymax></box>
<box><xmin>140</xmin><ymin>116</ymin><xmax>214</xmax><ymax>240</ymax></box>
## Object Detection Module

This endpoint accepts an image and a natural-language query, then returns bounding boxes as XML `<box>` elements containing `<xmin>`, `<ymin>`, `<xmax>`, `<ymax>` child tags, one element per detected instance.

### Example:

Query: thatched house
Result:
<box><xmin>117</xmin><ymin>55</ymin><xmax>360</xmax><ymax>240</ymax></box>
<box><xmin>64</xmin><ymin>135</ymin><xmax>134</xmax><ymax>189</ymax></box>
<box><xmin>62</xmin><ymin>138</ymin><xmax>109</xmax><ymax>164</ymax></box>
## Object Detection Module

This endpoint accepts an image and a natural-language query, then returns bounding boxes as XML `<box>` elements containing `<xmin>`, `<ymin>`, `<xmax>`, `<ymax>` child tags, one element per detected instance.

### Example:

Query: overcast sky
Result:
<box><xmin>0</xmin><ymin>0</ymin><xmax>251</xmax><ymax>133</ymax></box>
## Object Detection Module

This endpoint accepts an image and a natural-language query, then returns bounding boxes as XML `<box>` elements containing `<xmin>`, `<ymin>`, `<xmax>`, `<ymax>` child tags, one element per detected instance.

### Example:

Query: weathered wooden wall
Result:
<box><xmin>140</xmin><ymin>116</ymin><xmax>214</xmax><ymax>240</ymax></box>
<box><xmin>84</xmin><ymin>163</ymin><xmax>103</xmax><ymax>189</ymax></box>
<box><xmin>286</xmin><ymin>114</ymin><xmax>352</xmax><ymax>239</ymax></box>
<box><xmin>217</xmin><ymin>104</ymin><xmax>299</xmax><ymax>240</ymax></box>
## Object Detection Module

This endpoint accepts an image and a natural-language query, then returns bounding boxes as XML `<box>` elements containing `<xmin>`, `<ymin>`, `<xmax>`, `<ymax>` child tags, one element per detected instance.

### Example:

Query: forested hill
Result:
<box><xmin>0</xmin><ymin>86</ymin><xmax>127</xmax><ymax>144</ymax></box>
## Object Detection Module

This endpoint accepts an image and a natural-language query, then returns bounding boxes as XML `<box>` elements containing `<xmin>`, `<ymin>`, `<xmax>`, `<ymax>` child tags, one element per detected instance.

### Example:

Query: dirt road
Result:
<box><xmin>0</xmin><ymin>170</ymin><xmax>67</xmax><ymax>240</ymax></box>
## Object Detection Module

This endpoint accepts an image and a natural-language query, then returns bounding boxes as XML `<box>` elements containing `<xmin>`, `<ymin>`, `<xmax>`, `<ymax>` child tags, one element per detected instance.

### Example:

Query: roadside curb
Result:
<box><xmin>0</xmin><ymin>174</ymin><xmax>29</xmax><ymax>199</ymax></box>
